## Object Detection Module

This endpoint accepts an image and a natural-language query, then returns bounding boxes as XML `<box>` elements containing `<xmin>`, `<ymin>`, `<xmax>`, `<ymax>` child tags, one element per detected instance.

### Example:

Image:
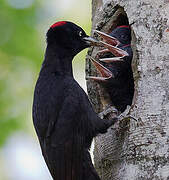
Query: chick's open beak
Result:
<box><xmin>86</xmin><ymin>57</ymin><xmax>113</xmax><ymax>82</ymax></box>
<box><xmin>93</xmin><ymin>30</ymin><xmax>120</xmax><ymax>46</ymax></box>
<box><xmin>93</xmin><ymin>30</ymin><xmax>129</xmax><ymax>57</ymax></box>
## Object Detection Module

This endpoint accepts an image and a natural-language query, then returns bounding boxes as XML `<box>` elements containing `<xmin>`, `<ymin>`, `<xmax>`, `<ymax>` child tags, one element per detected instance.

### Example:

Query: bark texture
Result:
<box><xmin>86</xmin><ymin>0</ymin><xmax>169</xmax><ymax>179</ymax></box>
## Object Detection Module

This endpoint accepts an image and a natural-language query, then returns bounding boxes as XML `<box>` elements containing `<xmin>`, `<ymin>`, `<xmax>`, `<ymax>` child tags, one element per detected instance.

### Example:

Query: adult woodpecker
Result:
<box><xmin>32</xmin><ymin>21</ymin><xmax>116</xmax><ymax>180</ymax></box>
<box><xmin>88</xmin><ymin>25</ymin><xmax>134</xmax><ymax>113</ymax></box>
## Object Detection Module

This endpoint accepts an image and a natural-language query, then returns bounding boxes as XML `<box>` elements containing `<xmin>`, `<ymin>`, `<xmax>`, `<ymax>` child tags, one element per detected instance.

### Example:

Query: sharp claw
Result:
<box><xmin>94</xmin><ymin>30</ymin><xmax>120</xmax><ymax>46</ymax></box>
<box><xmin>100</xmin><ymin>57</ymin><xmax>124</xmax><ymax>63</ymax></box>
<box><xmin>100</xmin><ymin>41</ymin><xmax>129</xmax><ymax>57</ymax></box>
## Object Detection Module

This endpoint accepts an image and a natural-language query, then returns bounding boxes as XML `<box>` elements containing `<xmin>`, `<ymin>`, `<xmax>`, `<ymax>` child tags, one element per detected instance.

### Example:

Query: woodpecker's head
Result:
<box><xmin>46</xmin><ymin>21</ymin><xmax>98</xmax><ymax>56</ymax></box>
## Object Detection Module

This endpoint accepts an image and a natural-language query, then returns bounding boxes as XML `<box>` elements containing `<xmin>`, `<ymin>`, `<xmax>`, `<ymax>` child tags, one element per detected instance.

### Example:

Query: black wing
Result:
<box><xmin>33</xmin><ymin>82</ymin><xmax>85</xmax><ymax>180</ymax></box>
<box><xmin>33</xmin><ymin>76</ymin><xmax>114</xmax><ymax>180</ymax></box>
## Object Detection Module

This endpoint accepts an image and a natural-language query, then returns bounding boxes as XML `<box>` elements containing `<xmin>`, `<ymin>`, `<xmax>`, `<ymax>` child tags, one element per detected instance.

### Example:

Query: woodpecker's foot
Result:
<box><xmin>105</xmin><ymin>106</ymin><xmax>137</xmax><ymax>132</ymax></box>
<box><xmin>99</xmin><ymin>106</ymin><xmax>118</xmax><ymax>121</ymax></box>
<box><xmin>113</xmin><ymin>105</ymin><xmax>140</xmax><ymax>132</ymax></box>
<box><xmin>118</xmin><ymin>106</ymin><xmax>137</xmax><ymax>121</ymax></box>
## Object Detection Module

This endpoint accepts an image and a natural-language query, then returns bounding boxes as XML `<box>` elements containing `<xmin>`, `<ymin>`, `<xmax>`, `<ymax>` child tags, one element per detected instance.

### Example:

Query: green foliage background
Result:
<box><xmin>0</xmin><ymin>0</ymin><xmax>91</xmax><ymax>146</ymax></box>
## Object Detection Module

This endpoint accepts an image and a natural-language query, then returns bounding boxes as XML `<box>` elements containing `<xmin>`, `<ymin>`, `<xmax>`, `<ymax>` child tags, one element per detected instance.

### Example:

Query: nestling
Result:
<box><xmin>88</xmin><ymin>25</ymin><xmax>134</xmax><ymax>113</ymax></box>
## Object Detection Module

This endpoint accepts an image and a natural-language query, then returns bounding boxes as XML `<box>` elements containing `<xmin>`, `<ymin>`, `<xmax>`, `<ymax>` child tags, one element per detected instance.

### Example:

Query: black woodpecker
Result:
<box><xmin>32</xmin><ymin>21</ymin><xmax>116</xmax><ymax>180</ymax></box>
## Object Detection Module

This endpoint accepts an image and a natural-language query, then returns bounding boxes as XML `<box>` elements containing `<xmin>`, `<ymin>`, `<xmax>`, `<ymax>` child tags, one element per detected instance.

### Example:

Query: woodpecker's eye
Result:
<box><xmin>79</xmin><ymin>31</ymin><xmax>83</xmax><ymax>37</ymax></box>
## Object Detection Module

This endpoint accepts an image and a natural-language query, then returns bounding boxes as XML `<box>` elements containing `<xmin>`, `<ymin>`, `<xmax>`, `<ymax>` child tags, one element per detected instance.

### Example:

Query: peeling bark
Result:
<box><xmin>86</xmin><ymin>0</ymin><xmax>169</xmax><ymax>179</ymax></box>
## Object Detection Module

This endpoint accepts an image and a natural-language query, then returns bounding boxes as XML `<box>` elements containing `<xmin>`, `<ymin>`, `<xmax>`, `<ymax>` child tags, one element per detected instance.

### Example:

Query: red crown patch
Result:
<box><xmin>50</xmin><ymin>21</ymin><xmax>66</xmax><ymax>28</ymax></box>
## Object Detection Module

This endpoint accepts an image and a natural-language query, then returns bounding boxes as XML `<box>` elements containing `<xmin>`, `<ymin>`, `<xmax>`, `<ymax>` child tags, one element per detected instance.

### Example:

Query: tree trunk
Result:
<box><xmin>86</xmin><ymin>0</ymin><xmax>169</xmax><ymax>179</ymax></box>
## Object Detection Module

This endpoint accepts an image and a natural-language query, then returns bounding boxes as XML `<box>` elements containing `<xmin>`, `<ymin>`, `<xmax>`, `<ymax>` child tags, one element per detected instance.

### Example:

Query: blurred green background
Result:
<box><xmin>0</xmin><ymin>0</ymin><xmax>91</xmax><ymax>179</ymax></box>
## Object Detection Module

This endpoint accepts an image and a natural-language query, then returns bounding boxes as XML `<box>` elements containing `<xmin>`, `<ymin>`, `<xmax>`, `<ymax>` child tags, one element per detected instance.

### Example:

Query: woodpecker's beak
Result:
<box><xmin>86</xmin><ymin>56</ymin><xmax>113</xmax><ymax>82</ymax></box>
<box><xmin>83</xmin><ymin>36</ymin><xmax>101</xmax><ymax>47</ymax></box>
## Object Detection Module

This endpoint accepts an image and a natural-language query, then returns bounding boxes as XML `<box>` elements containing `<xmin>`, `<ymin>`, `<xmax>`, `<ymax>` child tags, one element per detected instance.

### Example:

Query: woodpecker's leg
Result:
<box><xmin>99</xmin><ymin>106</ymin><xmax>119</xmax><ymax>120</ymax></box>
<box><xmin>118</xmin><ymin>105</ymin><xmax>139</xmax><ymax>132</ymax></box>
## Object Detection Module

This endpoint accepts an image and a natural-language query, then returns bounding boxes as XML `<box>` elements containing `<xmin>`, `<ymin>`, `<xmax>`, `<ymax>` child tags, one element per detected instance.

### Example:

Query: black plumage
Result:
<box><xmin>32</xmin><ymin>21</ymin><xmax>115</xmax><ymax>180</ymax></box>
